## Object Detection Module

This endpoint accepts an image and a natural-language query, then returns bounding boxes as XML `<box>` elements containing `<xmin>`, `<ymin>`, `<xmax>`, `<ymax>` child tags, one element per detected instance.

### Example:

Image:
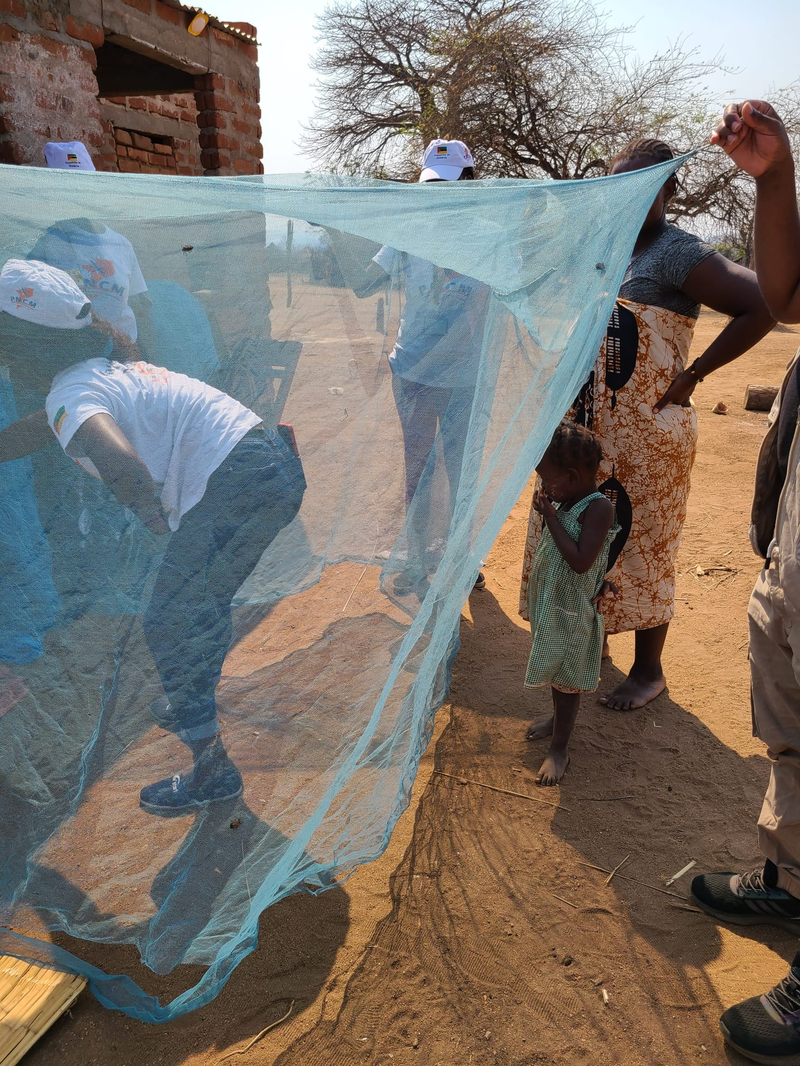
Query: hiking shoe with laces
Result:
<box><xmin>721</xmin><ymin>952</ymin><xmax>800</xmax><ymax>1065</ymax></box>
<box><xmin>691</xmin><ymin>861</ymin><xmax>800</xmax><ymax>934</ymax></box>
<box><xmin>140</xmin><ymin>761</ymin><xmax>243</xmax><ymax>814</ymax></box>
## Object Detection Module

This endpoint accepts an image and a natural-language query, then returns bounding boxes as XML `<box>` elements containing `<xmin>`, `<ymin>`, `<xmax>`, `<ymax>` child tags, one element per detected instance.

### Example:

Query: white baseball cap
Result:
<box><xmin>0</xmin><ymin>260</ymin><xmax>92</xmax><ymax>330</ymax></box>
<box><xmin>44</xmin><ymin>141</ymin><xmax>96</xmax><ymax>171</ymax></box>
<box><xmin>419</xmin><ymin>139</ymin><xmax>474</xmax><ymax>181</ymax></box>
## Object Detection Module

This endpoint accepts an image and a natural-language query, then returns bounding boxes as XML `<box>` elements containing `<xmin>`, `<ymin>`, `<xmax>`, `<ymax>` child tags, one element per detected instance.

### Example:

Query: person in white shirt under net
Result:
<box><xmin>23</xmin><ymin>145</ymin><xmax>157</xmax><ymax>621</ymax></box>
<box><xmin>326</xmin><ymin>140</ymin><xmax>490</xmax><ymax>593</ymax></box>
<box><xmin>0</xmin><ymin>259</ymin><xmax>306</xmax><ymax>814</ymax></box>
<box><xmin>32</xmin><ymin>143</ymin><xmax>152</xmax><ymax>344</ymax></box>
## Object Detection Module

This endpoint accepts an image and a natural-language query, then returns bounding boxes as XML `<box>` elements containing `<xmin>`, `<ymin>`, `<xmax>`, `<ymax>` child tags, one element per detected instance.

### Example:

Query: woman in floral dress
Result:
<box><xmin>520</xmin><ymin>138</ymin><xmax>774</xmax><ymax>710</ymax></box>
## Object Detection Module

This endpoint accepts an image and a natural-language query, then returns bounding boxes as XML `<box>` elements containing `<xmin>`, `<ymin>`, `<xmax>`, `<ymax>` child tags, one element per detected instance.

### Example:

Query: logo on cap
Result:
<box><xmin>436</xmin><ymin>145</ymin><xmax>449</xmax><ymax>155</ymax></box>
<box><xmin>12</xmin><ymin>286</ymin><xmax>36</xmax><ymax>309</ymax></box>
<box><xmin>53</xmin><ymin>406</ymin><xmax>67</xmax><ymax>435</ymax></box>
<box><xmin>66</xmin><ymin>153</ymin><xmax>78</xmax><ymax>163</ymax></box>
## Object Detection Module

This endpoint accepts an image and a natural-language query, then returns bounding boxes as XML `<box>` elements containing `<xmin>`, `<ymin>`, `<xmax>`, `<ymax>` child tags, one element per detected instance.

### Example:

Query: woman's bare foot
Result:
<box><xmin>535</xmin><ymin>749</ymin><xmax>570</xmax><ymax>786</ymax></box>
<box><xmin>602</xmin><ymin>638</ymin><xmax>611</xmax><ymax>660</ymax></box>
<box><xmin>600</xmin><ymin>671</ymin><xmax>666</xmax><ymax>711</ymax></box>
<box><xmin>526</xmin><ymin>716</ymin><xmax>554</xmax><ymax>742</ymax></box>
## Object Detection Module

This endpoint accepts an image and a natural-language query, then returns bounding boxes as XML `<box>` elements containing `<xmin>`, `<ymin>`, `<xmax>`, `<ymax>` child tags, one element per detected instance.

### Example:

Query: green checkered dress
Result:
<box><xmin>525</xmin><ymin>491</ymin><xmax>618</xmax><ymax>694</ymax></box>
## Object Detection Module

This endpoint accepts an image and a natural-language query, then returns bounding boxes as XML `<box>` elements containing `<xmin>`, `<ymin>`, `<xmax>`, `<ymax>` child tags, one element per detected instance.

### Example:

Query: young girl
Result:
<box><xmin>524</xmin><ymin>422</ymin><xmax>618</xmax><ymax>786</ymax></box>
<box><xmin>0</xmin><ymin>258</ymin><xmax>306</xmax><ymax>814</ymax></box>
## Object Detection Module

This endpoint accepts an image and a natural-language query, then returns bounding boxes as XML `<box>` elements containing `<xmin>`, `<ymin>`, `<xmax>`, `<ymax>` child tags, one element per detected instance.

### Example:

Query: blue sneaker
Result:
<box><xmin>140</xmin><ymin>762</ymin><xmax>243</xmax><ymax>814</ymax></box>
<box><xmin>721</xmin><ymin>952</ymin><xmax>800</xmax><ymax>1065</ymax></box>
<box><xmin>691</xmin><ymin>861</ymin><xmax>800</xmax><ymax>934</ymax></box>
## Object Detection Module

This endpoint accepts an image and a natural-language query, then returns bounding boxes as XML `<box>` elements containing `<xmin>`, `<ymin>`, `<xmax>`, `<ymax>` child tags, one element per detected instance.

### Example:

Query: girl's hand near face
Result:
<box><xmin>711</xmin><ymin>101</ymin><xmax>793</xmax><ymax>179</ymax></box>
<box><xmin>533</xmin><ymin>488</ymin><xmax>557</xmax><ymax>521</ymax></box>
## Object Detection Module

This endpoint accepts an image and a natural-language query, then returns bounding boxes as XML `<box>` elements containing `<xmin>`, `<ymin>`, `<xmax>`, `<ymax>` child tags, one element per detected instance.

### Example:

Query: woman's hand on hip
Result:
<box><xmin>654</xmin><ymin>369</ymin><xmax>696</xmax><ymax>412</ymax></box>
<box><xmin>711</xmin><ymin>101</ymin><xmax>793</xmax><ymax>179</ymax></box>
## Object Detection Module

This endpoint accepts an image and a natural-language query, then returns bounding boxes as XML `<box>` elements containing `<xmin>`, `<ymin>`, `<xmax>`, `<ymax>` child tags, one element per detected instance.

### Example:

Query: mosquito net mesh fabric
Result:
<box><xmin>0</xmin><ymin>156</ymin><xmax>685</xmax><ymax>1020</ymax></box>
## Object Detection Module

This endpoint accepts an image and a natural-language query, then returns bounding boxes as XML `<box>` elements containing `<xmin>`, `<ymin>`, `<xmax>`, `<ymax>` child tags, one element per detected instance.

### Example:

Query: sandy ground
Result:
<box><xmin>25</xmin><ymin>311</ymin><xmax>800</xmax><ymax>1066</ymax></box>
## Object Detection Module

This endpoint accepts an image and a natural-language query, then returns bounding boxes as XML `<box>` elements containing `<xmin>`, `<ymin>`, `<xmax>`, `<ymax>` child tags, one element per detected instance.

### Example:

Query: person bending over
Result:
<box><xmin>0</xmin><ymin>259</ymin><xmax>305</xmax><ymax>814</ymax></box>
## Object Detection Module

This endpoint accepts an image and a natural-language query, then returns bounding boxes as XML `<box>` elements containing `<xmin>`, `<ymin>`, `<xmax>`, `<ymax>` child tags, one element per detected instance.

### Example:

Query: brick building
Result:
<box><xmin>0</xmin><ymin>0</ymin><xmax>262</xmax><ymax>176</ymax></box>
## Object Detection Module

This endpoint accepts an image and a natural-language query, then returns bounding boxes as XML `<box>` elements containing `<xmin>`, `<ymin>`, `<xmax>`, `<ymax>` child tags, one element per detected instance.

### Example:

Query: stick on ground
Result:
<box><xmin>551</xmin><ymin>893</ymin><xmax>579</xmax><ymax>910</ymax></box>
<box><xmin>216</xmin><ymin>1001</ymin><xmax>295</xmax><ymax>1064</ymax></box>
<box><xmin>576</xmin><ymin>860</ymin><xmax>687</xmax><ymax>900</ymax></box>
<box><xmin>604</xmin><ymin>855</ymin><xmax>630</xmax><ymax>886</ymax></box>
<box><xmin>665</xmin><ymin>860</ymin><xmax>696</xmax><ymax>886</ymax></box>
<box><xmin>434</xmin><ymin>770</ymin><xmax>572</xmax><ymax>811</ymax></box>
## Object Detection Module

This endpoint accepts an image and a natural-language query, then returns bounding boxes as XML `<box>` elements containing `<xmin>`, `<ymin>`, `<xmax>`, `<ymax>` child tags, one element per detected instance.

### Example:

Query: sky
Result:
<box><xmin>210</xmin><ymin>0</ymin><xmax>800</xmax><ymax>173</ymax></box>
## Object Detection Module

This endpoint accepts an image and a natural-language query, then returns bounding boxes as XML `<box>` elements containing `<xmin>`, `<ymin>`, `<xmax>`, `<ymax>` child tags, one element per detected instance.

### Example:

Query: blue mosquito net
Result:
<box><xmin>0</xmin><ymin>155</ymin><xmax>686</xmax><ymax>1020</ymax></box>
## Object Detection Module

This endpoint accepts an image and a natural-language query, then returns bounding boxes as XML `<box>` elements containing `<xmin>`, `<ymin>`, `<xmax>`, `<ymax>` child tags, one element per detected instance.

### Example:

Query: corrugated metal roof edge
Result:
<box><xmin>160</xmin><ymin>0</ymin><xmax>260</xmax><ymax>44</ymax></box>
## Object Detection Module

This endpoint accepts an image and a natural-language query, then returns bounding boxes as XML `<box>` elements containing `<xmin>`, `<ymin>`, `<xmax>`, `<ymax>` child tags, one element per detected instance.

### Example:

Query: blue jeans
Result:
<box><xmin>391</xmin><ymin>375</ymin><xmax>475</xmax><ymax>509</ymax></box>
<box><xmin>391</xmin><ymin>375</ymin><xmax>475</xmax><ymax>567</ymax></box>
<box><xmin>143</xmin><ymin>430</ymin><xmax>305</xmax><ymax>742</ymax></box>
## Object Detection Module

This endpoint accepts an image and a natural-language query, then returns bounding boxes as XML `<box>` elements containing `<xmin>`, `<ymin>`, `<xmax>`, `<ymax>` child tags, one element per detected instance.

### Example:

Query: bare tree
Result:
<box><xmin>308</xmin><ymin>0</ymin><xmax>798</xmax><ymax>243</ymax></box>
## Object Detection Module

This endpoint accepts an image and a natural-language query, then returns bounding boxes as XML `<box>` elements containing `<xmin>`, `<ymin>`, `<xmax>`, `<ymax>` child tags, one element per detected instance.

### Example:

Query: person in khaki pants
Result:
<box><xmin>690</xmin><ymin>101</ymin><xmax>800</xmax><ymax>1065</ymax></box>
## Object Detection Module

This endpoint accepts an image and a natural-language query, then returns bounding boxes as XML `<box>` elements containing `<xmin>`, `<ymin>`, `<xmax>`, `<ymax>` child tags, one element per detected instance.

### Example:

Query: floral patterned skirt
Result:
<box><xmin>520</xmin><ymin>299</ymin><xmax>698</xmax><ymax>635</ymax></box>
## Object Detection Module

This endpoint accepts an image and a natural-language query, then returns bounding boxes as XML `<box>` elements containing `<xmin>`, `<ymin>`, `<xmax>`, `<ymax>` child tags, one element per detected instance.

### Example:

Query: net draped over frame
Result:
<box><xmin>0</xmin><ymin>156</ymin><xmax>685</xmax><ymax>1020</ymax></box>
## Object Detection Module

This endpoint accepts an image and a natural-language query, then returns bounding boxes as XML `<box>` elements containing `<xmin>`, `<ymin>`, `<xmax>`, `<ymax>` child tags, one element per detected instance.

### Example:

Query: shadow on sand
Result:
<box><xmin>271</xmin><ymin>588</ymin><xmax>783</xmax><ymax>1066</ymax></box>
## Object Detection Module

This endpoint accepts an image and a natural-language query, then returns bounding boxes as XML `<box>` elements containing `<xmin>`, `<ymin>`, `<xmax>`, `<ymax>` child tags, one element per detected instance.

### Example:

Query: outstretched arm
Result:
<box><xmin>0</xmin><ymin>409</ymin><xmax>54</xmax><ymax>462</ymax></box>
<box><xmin>534</xmin><ymin>492</ymin><xmax>614</xmax><ymax>574</ymax></box>
<box><xmin>712</xmin><ymin>100</ymin><xmax>800</xmax><ymax>323</ymax></box>
<box><xmin>71</xmin><ymin>413</ymin><xmax>169</xmax><ymax>534</ymax></box>
<box><xmin>654</xmin><ymin>253</ymin><xmax>774</xmax><ymax>411</ymax></box>
<box><xmin>323</xmin><ymin>228</ymin><xmax>389</xmax><ymax>298</ymax></box>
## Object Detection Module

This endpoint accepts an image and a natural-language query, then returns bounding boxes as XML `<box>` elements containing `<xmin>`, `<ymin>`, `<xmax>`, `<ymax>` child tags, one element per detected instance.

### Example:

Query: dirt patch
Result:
<box><xmin>27</xmin><ymin>312</ymin><xmax>800</xmax><ymax>1065</ymax></box>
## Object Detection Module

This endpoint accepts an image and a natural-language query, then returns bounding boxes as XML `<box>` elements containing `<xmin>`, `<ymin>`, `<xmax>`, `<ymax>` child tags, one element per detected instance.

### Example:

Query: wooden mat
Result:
<box><xmin>0</xmin><ymin>955</ymin><xmax>85</xmax><ymax>1066</ymax></box>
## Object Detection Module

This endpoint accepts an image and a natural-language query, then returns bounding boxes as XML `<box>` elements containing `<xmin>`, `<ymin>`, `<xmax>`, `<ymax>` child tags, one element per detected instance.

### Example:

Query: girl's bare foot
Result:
<box><xmin>526</xmin><ymin>716</ymin><xmax>554</xmax><ymax>741</ymax></box>
<box><xmin>600</xmin><ymin>671</ymin><xmax>666</xmax><ymax>711</ymax></box>
<box><xmin>602</xmin><ymin>638</ymin><xmax>611</xmax><ymax>659</ymax></box>
<box><xmin>535</xmin><ymin>749</ymin><xmax>570</xmax><ymax>786</ymax></box>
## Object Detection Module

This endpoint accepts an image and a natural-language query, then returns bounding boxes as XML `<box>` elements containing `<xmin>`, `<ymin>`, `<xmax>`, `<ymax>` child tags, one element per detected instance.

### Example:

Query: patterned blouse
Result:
<box><xmin>619</xmin><ymin>224</ymin><xmax>716</xmax><ymax>320</ymax></box>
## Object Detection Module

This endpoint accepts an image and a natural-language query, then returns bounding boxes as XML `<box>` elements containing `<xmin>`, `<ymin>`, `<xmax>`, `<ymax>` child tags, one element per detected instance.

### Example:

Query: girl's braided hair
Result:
<box><xmin>542</xmin><ymin>421</ymin><xmax>603</xmax><ymax>474</ymax></box>
<box><xmin>610</xmin><ymin>137</ymin><xmax>674</xmax><ymax>171</ymax></box>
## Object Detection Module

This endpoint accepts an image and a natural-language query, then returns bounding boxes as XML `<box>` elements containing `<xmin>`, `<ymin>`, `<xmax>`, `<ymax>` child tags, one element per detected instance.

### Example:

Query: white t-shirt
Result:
<box><xmin>373</xmin><ymin>247</ymin><xmax>491</xmax><ymax>388</ymax></box>
<box><xmin>45</xmin><ymin>359</ymin><xmax>260</xmax><ymax>530</ymax></box>
<box><xmin>29</xmin><ymin>224</ymin><xmax>147</xmax><ymax>340</ymax></box>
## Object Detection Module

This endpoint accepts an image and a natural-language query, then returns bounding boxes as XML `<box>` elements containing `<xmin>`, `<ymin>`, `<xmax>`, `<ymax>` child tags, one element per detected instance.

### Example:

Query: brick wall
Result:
<box><xmin>115</xmin><ymin>128</ymin><xmax>176</xmax><ymax>172</ymax></box>
<box><xmin>0</xmin><ymin>6</ymin><xmax>105</xmax><ymax>166</ymax></box>
<box><xmin>195</xmin><ymin>74</ymin><xmax>262</xmax><ymax>176</ymax></box>
<box><xmin>0</xmin><ymin>0</ymin><xmax>261</xmax><ymax>176</ymax></box>
<box><xmin>100</xmin><ymin>94</ymin><xmax>203</xmax><ymax>174</ymax></box>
